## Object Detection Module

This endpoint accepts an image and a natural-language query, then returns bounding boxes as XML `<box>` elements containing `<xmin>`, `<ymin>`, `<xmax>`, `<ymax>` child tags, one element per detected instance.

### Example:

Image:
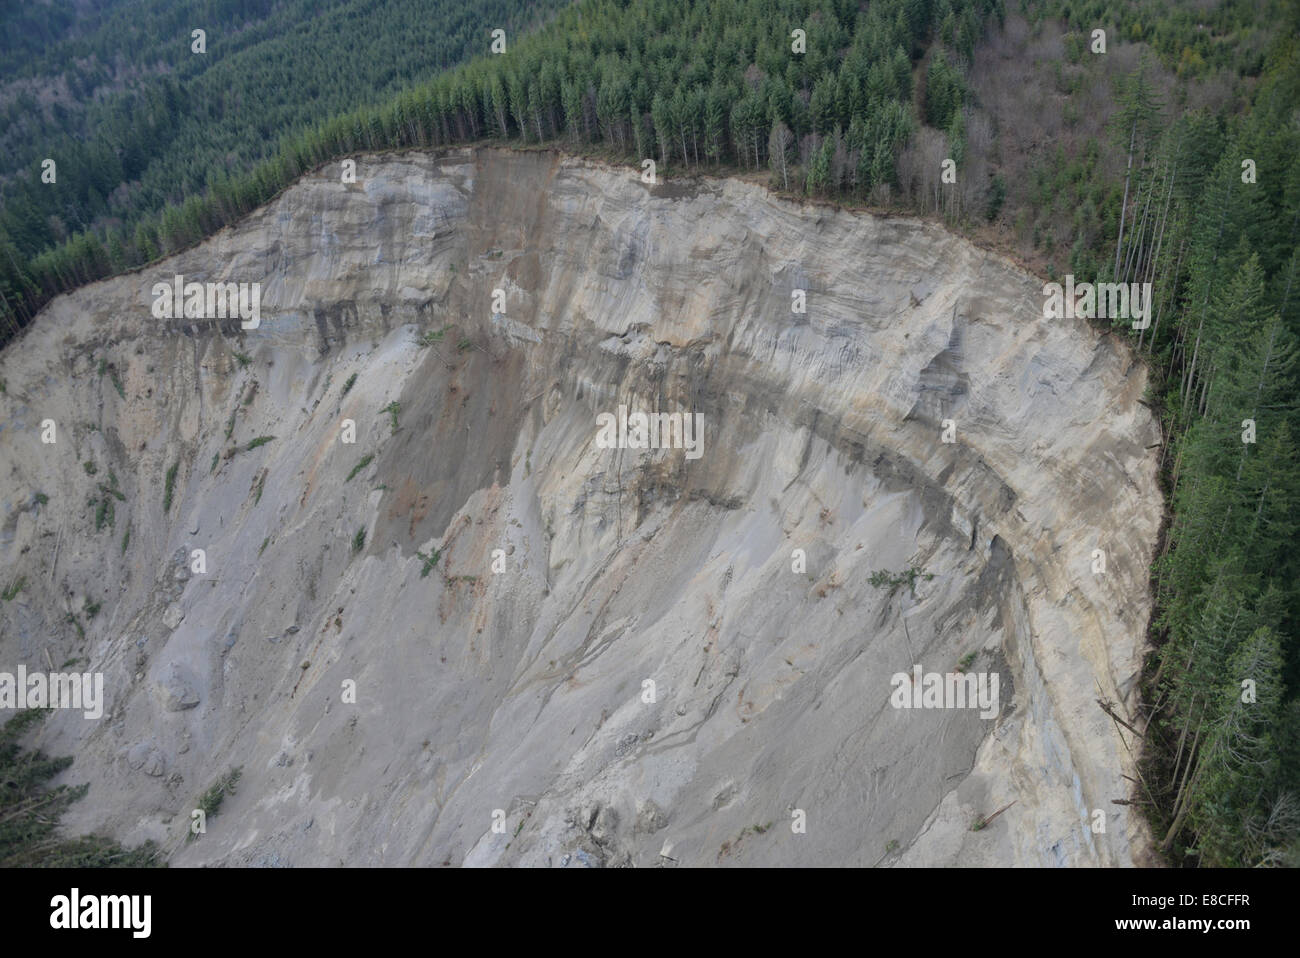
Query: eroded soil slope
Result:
<box><xmin>0</xmin><ymin>148</ymin><xmax>1161</xmax><ymax>866</ymax></box>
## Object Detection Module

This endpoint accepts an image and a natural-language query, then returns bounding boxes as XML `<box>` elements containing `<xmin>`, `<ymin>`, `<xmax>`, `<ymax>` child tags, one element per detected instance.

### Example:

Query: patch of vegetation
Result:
<box><xmin>416</xmin><ymin>548</ymin><xmax>441</xmax><ymax>578</ymax></box>
<box><xmin>233</xmin><ymin>351</ymin><xmax>252</xmax><ymax>368</ymax></box>
<box><xmin>34</xmin><ymin>492</ymin><xmax>48</xmax><ymax>506</ymax></box>
<box><xmin>99</xmin><ymin>473</ymin><xmax>125</xmax><ymax>501</ymax></box>
<box><xmin>121</xmin><ymin>528</ymin><xmax>130</xmax><ymax>555</ymax></box>
<box><xmin>380</xmin><ymin>401</ymin><xmax>400</xmax><ymax>434</ymax></box>
<box><xmin>189</xmin><ymin>767</ymin><xmax>243</xmax><ymax>842</ymax></box>
<box><xmin>162</xmin><ymin>462</ymin><xmax>178</xmax><ymax>513</ymax></box>
<box><xmin>418</xmin><ymin>324</ymin><xmax>453</xmax><ymax>347</ymax></box>
<box><xmin>82</xmin><ymin>461</ymin><xmax>96</xmax><ymax>476</ymax></box>
<box><xmin>0</xmin><ymin>709</ymin><xmax>162</xmax><ymax>866</ymax></box>
<box><xmin>210</xmin><ymin>452</ymin><xmax>219</xmax><ymax>474</ymax></box>
<box><xmin>718</xmin><ymin>821</ymin><xmax>775</xmax><ymax>858</ymax></box>
<box><xmin>93</xmin><ymin>471</ymin><xmax>125</xmax><ymax>531</ymax></box>
<box><xmin>258</xmin><ymin>537</ymin><xmax>270</xmax><ymax>556</ymax></box>
<box><xmin>97</xmin><ymin>358</ymin><xmax>125</xmax><ymax>397</ymax></box>
<box><xmin>956</xmin><ymin>651</ymin><xmax>978</xmax><ymax>673</ymax></box>
<box><xmin>351</xmin><ymin>527</ymin><xmax>366</xmax><ymax>554</ymax></box>
<box><xmin>245</xmin><ymin>436</ymin><xmax>275</xmax><ymax>451</ymax></box>
<box><xmin>2</xmin><ymin>576</ymin><xmax>25</xmax><ymax>601</ymax></box>
<box><xmin>94</xmin><ymin>495</ymin><xmax>114</xmax><ymax>531</ymax></box>
<box><xmin>341</xmin><ymin>372</ymin><xmax>358</xmax><ymax>397</ymax></box>
<box><xmin>224</xmin><ymin>409</ymin><xmax>237</xmax><ymax>440</ymax></box>
<box><xmin>84</xmin><ymin>600</ymin><xmax>101</xmax><ymax>620</ymax></box>
<box><xmin>456</xmin><ymin>338</ymin><xmax>473</xmax><ymax>352</ymax></box>
<box><xmin>65</xmin><ymin>613</ymin><xmax>85</xmax><ymax>641</ymax></box>
<box><xmin>868</xmin><ymin>566</ymin><xmax>935</xmax><ymax>598</ymax></box>
<box><xmin>346</xmin><ymin>454</ymin><xmax>374</xmax><ymax>482</ymax></box>
<box><xmin>253</xmin><ymin>470</ymin><xmax>266</xmax><ymax>506</ymax></box>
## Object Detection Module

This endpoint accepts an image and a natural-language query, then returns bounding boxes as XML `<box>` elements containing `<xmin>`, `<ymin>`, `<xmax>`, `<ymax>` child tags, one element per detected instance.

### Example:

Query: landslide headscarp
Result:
<box><xmin>0</xmin><ymin>148</ymin><xmax>1161</xmax><ymax>866</ymax></box>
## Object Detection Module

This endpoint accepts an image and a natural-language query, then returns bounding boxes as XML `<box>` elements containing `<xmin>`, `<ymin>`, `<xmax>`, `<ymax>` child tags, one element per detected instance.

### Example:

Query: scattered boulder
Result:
<box><xmin>156</xmin><ymin>662</ymin><xmax>200</xmax><ymax>711</ymax></box>
<box><xmin>162</xmin><ymin>603</ymin><xmax>184</xmax><ymax>630</ymax></box>
<box><xmin>589</xmin><ymin>804</ymin><xmax>618</xmax><ymax>846</ymax></box>
<box><xmin>126</xmin><ymin>741</ymin><xmax>166</xmax><ymax>776</ymax></box>
<box><xmin>635</xmin><ymin>799</ymin><xmax>667</xmax><ymax>835</ymax></box>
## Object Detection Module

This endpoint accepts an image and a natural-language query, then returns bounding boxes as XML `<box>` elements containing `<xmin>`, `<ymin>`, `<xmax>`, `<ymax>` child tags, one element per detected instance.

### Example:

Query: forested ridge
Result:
<box><xmin>0</xmin><ymin>0</ymin><xmax>570</xmax><ymax>324</ymax></box>
<box><xmin>1</xmin><ymin>0</ymin><xmax>1297</xmax><ymax>866</ymax></box>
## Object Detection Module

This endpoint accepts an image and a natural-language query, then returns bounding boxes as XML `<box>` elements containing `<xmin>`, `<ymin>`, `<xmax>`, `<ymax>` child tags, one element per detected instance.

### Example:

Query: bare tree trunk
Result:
<box><xmin>1146</xmin><ymin>235</ymin><xmax>1184</xmax><ymax>353</ymax></box>
<box><xmin>1122</xmin><ymin>160</ymin><xmax>1155</xmax><ymax>285</ymax></box>
<box><xmin>1161</xmin><ymin>710</ymin><xmax>1206</xmax><ymax>852</ymax></box>
<box><xmin>1114</xmin><ymin>123</ymin><xmax>1137</xmax><ymax>280</ymax></box>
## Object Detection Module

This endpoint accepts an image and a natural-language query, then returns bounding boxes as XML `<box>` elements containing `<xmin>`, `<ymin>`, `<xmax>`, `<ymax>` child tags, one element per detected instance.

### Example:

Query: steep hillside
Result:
<box><xmin>0</xmin><ymin>148</ymin><xmax>1161</xmax><ymax>866</ymax></box>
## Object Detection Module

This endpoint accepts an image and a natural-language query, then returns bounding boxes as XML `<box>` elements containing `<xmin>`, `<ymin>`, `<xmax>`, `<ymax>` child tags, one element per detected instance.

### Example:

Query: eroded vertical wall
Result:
<box><xmin>0</xmin><ymin>148</ymin><xmax>1161</xmax><ymax>866</ymax></box>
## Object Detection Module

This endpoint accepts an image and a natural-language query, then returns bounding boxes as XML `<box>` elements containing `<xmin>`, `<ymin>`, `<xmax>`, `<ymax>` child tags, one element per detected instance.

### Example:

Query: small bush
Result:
<box><xmin>352</xmin><ymin>527</ymin><xmax>366</xmax><ymax>554</ymax></box>
<box><xmin>245</xmin><ymin>436</ymin><xmax>275</xmax><ymax>451</ymax></box>
<box><xmin>416</xmin><ymin>548</ymin><xmax>441</xmax><ymax>577</ymax></box>
<box><xmin>163</xmin><ymin>462</ymin><xmax>179</xmax><ymax>512</ymax></box>
<box><xmin>84</xmin><ymin>600</ymin><xmax>101</xmax><ymax>619</ymax></box>
<box><xmin>34</xmin><ymin>492</ymin><xmax>48</xmax><ymax>505</ymax></box>
<box><xmin>868</xmin><ymin>566</ymin><xmax>935</xmax><ymax>598</ymax></box>
<box><xmin>418</xmin><ymin>324</ymin><xmax>452</xmax><ymax>347</ymax></box>
<box><xmin>190</xmin><ymin>767</ymin><xmax>243</xmax><ymax>842</ymax></box>
<box><xmin>95</xmin><ymin>495</ymin><xmax>114</xmax><ymax>531</ymax></box>
<box><xmin>233</xmin><ymin>351</ymin><xmax>252</xmax><ymax>368</ymax></box>
<box><xmin>341</xmin><ymin>372</ymin><xmax>358</xmax><ymax>396</ymax></box>
<box><xmin>99</xmin><ymin>479</ymin><xmax>125</xmax><ymax>502</ymax></box>
<box><xmin>1</xmin><ymin>577</ymin><xmax>24</xmax><ymax>601</ymax></box>
<box><xmin>380</xmin><ymin>401</ymin><xmax>400</xmax><ymax>434</ymax></box>
<box><xmin>346</xmin><ymin>454</ymin><xmax>374</xmax><ymax>482</ymax></box>
<box><xmin>83</xmin><ymin>461</ymin><xmax>97</xmax><ymax>476</ymax></box>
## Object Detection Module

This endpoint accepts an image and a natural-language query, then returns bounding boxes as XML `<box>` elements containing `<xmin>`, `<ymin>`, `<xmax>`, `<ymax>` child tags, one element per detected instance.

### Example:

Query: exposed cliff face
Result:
<box><xmin>0</xmin><ymin>148</ymin><xmax>1161</xmax><ymax>866</ymax></box>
